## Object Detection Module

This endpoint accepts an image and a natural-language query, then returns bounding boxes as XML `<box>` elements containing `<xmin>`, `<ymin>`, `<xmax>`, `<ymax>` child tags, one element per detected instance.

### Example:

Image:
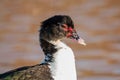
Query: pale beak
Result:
<box><xmin>70</xmin><ymin>30</ymin><xmax>86</xmax><ymax>46</ymax></box>
<box><xmin>77</xmin><ymin>37</ymin><xmax>86</xmax><ymax>46</ymax></box>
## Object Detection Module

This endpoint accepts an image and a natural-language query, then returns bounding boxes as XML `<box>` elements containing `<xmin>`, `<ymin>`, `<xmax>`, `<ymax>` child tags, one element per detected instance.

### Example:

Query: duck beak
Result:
<box><xmin>70</xmin><ymin>30</ymin><xmax>86</xmax><ymax>46</ymax></box>
<box><xmin>77</xmin><ymin>37</ymin><xmax>86</xmax><ymax>46</ymax></box>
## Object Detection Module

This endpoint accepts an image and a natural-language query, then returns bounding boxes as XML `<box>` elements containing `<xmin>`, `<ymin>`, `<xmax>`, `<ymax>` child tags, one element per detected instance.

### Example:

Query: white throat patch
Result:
<box><xmin>49</xmin><ymin>41</ymin><xmax>77</xmax><ymax>80</ymax></box>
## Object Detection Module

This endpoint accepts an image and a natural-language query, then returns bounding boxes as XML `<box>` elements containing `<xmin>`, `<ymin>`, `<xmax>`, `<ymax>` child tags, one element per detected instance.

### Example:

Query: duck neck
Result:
<box><xmin>40</xmin><ymin>39</ymin><xmax>61</xmax><ymax>63</ymax></box>
<box><xmin>40</xmin><ymin>39</ymin><xmax>77</xmax><ymax>80</ymax></box>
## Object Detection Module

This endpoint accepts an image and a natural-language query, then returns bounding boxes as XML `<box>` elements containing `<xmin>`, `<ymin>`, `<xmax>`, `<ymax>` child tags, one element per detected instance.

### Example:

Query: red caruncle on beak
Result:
<box><xmin>66</xmin><ymin>27</ymin><xmax>74</xmax><ymax>37</ymax></box>
<box><xmin>68</xmin><ymin>27</ymin><xmax>73</xmax><ymax>32</ymax></box>
<box><xmin>62</xmin><ymin>24</ymin><xmax>86</xmax><ymax>46</ymax></box>
<box><xmin>62</xmin><ymin>24</ymin><xmax>74</xmax><ymax>37</ymax></box>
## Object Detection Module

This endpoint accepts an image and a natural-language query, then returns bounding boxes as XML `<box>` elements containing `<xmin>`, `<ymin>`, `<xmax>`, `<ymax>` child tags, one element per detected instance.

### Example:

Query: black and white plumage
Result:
<box><xmin>0</xmin><ymin>15</ymin><xmax>86</xmax><ymax>80</ymax></box>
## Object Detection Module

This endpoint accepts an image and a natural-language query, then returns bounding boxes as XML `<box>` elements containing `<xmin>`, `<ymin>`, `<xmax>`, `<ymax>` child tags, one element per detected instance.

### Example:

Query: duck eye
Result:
<box><xmin>61</xmin><ymin>24</ymin><xmax>68</xmax><ymax>31</ymax></box>
<box><xmin>61</xmin><ymin>24</ymin><xmax>73</xmax><ymax>32</ymax></box>
<box><xmin>61</xmin><ymin>24</ymin><xmax>68</xmax><ymax>28</ymax></box>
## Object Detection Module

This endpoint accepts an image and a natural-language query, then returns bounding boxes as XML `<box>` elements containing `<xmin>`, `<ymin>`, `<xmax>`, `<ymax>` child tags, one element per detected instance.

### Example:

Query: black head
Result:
<box><xmin>39</xmin><ymin>15</ymin><xmax>80</xmax><ymax>42</ymax></box>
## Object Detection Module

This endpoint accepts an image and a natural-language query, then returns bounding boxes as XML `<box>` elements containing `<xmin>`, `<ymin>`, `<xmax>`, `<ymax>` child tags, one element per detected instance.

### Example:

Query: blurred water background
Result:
<box><xmin>0</xmin><ymin>0</ymin><xmax>120</xmax><ymax>80</ymax></box>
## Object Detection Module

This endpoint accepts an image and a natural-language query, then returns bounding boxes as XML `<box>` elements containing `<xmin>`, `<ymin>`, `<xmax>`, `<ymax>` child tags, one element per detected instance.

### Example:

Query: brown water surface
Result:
<box><xmin>0</xmin><ymin>0</ymin><xmax>120</xmax><ymax>80</ymax></box>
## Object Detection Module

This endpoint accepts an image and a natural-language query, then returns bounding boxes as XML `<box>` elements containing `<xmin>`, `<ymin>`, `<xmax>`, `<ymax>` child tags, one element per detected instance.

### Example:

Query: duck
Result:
<box><xmin>0</xmin><ymin>15</ymin><xmax>86</xmax><ymax>80</ymax></box>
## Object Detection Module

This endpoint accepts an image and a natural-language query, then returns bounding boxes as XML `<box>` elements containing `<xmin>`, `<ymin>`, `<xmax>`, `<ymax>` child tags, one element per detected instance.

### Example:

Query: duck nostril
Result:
<box><xmin>72</xmin><ymin>32</ymin><xmax>80</xmax><ymax>40</ymax></box>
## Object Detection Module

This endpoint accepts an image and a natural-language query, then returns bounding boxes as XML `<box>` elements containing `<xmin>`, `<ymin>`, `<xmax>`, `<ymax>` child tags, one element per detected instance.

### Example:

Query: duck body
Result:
<box><xmin>0</xmin><ymin>15</ymin><xmax>86</xmax><ymax>80</ymax></box>
<box><xmin>0</xmin><ymin>40</ymin><xmax>77</xmax><ymax>80</ymax></box>
<box><xmin>0</xmin><ymin>63</ymin><xmax>53</xmax><ymax>80</ymax></box>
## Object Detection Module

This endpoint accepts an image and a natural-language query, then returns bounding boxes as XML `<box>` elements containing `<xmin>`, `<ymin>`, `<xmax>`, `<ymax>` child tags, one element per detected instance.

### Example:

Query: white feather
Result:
<box><xmin>49</xmin><ymin>41</ymin><xmax>77</xmax><ymax>80</ymax></box>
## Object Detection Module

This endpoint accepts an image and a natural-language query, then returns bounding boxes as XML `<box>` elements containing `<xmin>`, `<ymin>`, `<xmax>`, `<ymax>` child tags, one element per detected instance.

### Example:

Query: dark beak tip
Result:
<box><xmin>70</xmin><ymin>32</ymin><xmax>86</xmax><ymax>46</ymax></box>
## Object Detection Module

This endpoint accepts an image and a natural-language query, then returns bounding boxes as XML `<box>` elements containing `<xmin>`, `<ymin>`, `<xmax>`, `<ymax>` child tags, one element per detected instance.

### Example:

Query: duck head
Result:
<box><xmin>40</xmin><ymin>15</ymin><xmax>86</xmax><ymax>46</ymax></box>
